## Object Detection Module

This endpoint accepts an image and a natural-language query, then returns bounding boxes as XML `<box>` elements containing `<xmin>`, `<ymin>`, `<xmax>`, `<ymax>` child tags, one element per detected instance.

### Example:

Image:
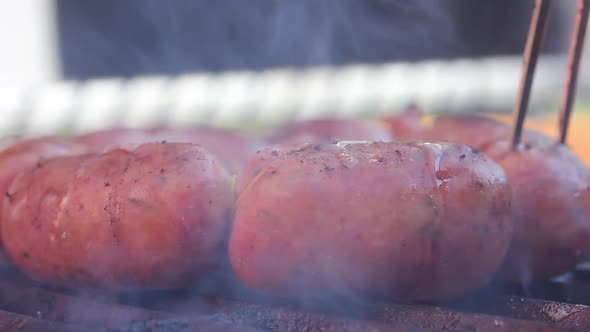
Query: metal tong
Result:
<box><xmin>512</xmin><ymin>0</ymin><xmax>590</xmax><ymax>148</ymax></box>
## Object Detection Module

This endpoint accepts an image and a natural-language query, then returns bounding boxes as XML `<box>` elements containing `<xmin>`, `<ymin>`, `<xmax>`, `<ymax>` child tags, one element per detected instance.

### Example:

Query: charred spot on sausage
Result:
<box><xmin>4</xmin><ymin>191</ymin><xmax>12</xmax><ymax>202</ymax></box>
<box><xmin>106</xmin><ymin>193</ymin><xmax>121</xmax><ymax>244</ymax></box>
<box><xmin>474</xmin><ymin>180</ymin><xmax>485</xmax><ymax>190</ymax></box>
<box><xmin>459</xmin><ymin>154</ymin><xmax>466</xmax><ymax>159</ymax></box>
<box><xmin>104</xmin><ymin>182</ymin><xmax>110</xmax><ymax>187</ymax></box>
<box><xmin>123</xmin><ymin>157</ymin><xmax>132</xmax><ymax>173</ymax></box>
<box><xmin>161</xmin><ymin>140</ymin><xmax>167</xmax><ymax>144</ymax></box>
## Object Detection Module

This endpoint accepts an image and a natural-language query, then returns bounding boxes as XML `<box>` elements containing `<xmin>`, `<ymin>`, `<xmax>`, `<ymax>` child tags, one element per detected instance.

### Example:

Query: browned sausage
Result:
<box><xmin>2</xmin><ymin>142</ymin><xmax>233</xmax><ymax>290</ymax></box>
<box><xmin>0</xmin><ymin>137</ymin><xmax>86</xmax><ymax>247</ymax></box>
<box><xmin>384</xmin><ymin>109</ymin><xmax>590</xmax><ymax>282</ymax></box>
<box><xmin>230</xmin><ymin>141</ymin><xmax>513</xmax><ymax>301</ymax></box>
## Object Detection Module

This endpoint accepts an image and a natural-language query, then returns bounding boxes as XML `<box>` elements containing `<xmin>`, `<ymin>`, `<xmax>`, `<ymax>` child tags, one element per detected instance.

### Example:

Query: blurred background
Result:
<box><xmin>0</xmin><ymin>0</ymin><xmax>588</xmax><ymax>140</ymax></box>
<box><xmin>54</xmin><ymin>0</ymin><xmax>570</xmax><ymax>79</ymax></box>
<box><xmin>0</xmin><ymin>0</ymin><xmax>579</xmax><ymax>82</ymax></box>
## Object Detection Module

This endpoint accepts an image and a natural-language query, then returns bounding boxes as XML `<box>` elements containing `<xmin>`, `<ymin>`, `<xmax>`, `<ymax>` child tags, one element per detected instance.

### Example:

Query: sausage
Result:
<box><xmin>1</xmin><ymin>142</ymin><xmax>233</xmax><ymax>290</ymax></box>
<box><xmin>0</xmin><ymin>137</ymin><xmax>86</xmax><ymax>247</ymax></box>
<box><xmin>384</xmin><ymin>110</ymin><xmax>590</xmax><ymax>282</ymax></box>
<box><xmin>230</xmin><ymin>141</ymin><xmax>513</xmax><ymax>301</ymax></box>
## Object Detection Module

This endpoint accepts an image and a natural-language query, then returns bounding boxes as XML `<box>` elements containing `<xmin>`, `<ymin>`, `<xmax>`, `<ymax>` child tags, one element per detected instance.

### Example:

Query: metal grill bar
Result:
<box><xmin>0</xmin><ymin>55</ymin><xmax>586</xmax><ymax>137</ymax></box>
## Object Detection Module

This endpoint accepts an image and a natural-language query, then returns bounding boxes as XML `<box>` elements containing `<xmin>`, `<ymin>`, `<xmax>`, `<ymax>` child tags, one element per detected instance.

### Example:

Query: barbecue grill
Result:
<box><xmin>0</xmin><ymin>1</ymin><xmax>590</xmax><ymax>331</ymax></box>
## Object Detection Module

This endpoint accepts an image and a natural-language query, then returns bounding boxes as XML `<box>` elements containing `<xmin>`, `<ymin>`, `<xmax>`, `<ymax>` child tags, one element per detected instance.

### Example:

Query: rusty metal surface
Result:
<box><xmin>0</xmin><ymin>309</ymin><xmax>93</xmax><ymax>332</ymax></box>
<box><xmin>2</xmin><ymin>265</ymin><xmax>590</xmax><ymax>331</ymax></box>
<box><xmin>0</xmin><ymin>281</ymin><xmax>173</xmax><ymax>328</ymax></box>
<box><xmin>145</xmin><ymin>293</ymin><xmax>575</xmax><ymax>332</ymax></box>
<box><xmin>371</xmin><ymin>301</ymin><xmax>575</xmax><ymax>332</ymax></box>
<box><xmin>166</xmin><ymin>299</ymin><xmax>423</xmax><ymax>332</ymax></box>
<box><xmin>495</xmin><ymin>296</ymin><xmax>590</xmax><ymax>330</ymax></box>
<box><xmin>103</xmin><ymin>318</ymin><xmax>264</xmax><ymax>332</ymax></box>
<box><xmin>0</xmin><ymin>281</ymin><xmax>260</xmax><ymax>332</ymax></box>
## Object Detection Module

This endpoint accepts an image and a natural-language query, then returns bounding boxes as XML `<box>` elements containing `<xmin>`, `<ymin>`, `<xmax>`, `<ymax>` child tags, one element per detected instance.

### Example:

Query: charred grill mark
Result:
<box><xmin>474</xmin><ymin>180</ymin><xmax>485</xmax><ymax>190</ymax></box>
<box><xmin>123</xmin><ymin>156</ymin><xmax>132</xmax><ymax>173</ymax></box>
<box><xmin>393</xmin><ymin>149</ymin><xmax>404</xmax><ymax>163</ymax></box>
<box><xmin>106</xmin><ymin>192</ymin><xmax>122</xmax><ymax>244</ymax></box>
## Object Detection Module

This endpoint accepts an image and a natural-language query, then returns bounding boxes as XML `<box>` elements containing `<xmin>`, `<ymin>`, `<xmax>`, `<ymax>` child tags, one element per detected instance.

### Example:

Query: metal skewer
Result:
<box><xmin>511</xmin><ymin>0</ymin><xmax>552</xmax><ymax>149</ymax></box>
<box><xmin>558</xmin><ymin>0</ymin><xmax>590</xmax><ymax>145</ymax></box>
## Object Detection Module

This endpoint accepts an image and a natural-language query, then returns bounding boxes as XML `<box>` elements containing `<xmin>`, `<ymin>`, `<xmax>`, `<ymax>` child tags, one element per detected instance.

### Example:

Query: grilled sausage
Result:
<box><xmin>2</xmin><ymin>142</ymin><xmax>233</xmax><ymax>290</ymax></box>
<box><xmin>384</xmin><ymin>110</ymin><xmax>590</xmax><ymax>282</ymax></box>
<box><xmin>230</xmin><ymin>141</ymin><xmax>513</xmax><ymax>301</ymax></box>
<box><xmin>0</xmin><ymin>137</ymin><xmax>86</xmax><ymax>247</ymax></box>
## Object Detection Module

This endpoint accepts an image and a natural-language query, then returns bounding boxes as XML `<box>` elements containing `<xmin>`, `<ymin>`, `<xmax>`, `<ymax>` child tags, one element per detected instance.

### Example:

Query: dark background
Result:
<box><xmin>55</xmin><ymin>0</ymin><xmax>570</xmax><ymax>80</ymax></box>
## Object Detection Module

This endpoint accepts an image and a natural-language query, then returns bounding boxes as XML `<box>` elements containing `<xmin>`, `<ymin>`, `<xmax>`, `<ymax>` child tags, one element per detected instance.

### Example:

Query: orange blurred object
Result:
<box><xmin>488</xmin><ymin>112</ymin><xmax>590</xmax><ymax>167</ymax></box>
<box><xmin>415</xmin><ymin>112</ymin><xmax>590</xmax><ymax>167</ymax></box>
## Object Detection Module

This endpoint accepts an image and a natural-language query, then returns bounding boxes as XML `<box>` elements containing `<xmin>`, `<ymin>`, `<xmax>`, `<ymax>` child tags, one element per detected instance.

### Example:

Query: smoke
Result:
<box><xmin>56</xmin><ymin>0</ymin><xmax>572</xmax><ymax>80</ymax></box>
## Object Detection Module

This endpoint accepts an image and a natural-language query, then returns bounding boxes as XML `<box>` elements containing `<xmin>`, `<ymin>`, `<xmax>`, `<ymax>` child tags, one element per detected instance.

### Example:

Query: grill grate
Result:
<box><xmin>3</xmin><ymin>263</ymin><xmax>590</xmax><ymax>332</ymax></box>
